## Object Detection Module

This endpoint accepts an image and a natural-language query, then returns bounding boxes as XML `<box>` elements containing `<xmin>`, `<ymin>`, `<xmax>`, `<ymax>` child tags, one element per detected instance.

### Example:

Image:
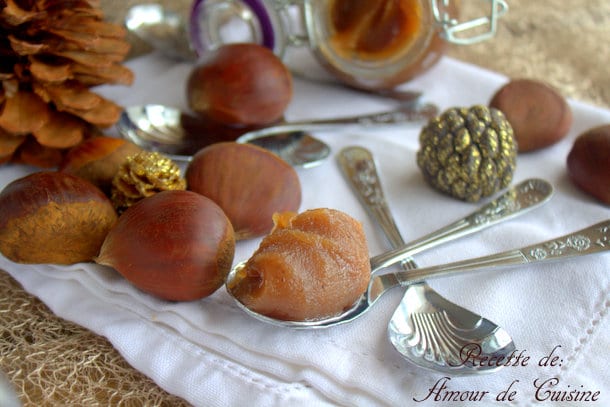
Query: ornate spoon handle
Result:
<box><xmin>375</xmin><ymin>220</ymin><xmax>610</xmax><ymax>286</ymax></box>
<box><xmin>238</xmin><ymin>105</ymin><xmax>439</xmax><ymax>143</ymax></box>
<box><xmin>337</xmin><ymin>146</ymin><xmax>415</xmax><ymax>268</ymax></box>
<box><xmin>294</xmin><ymin>103</ymin><xmax>439</xmax><ymax>126</ymax></box>
<box><xmin>369</xmin><ymin>178</ymin><xmax>554</xmax><ymax>271</ymax></box>
<box><xmin>337</xmin><ymin>145</ymin><xmax>554</xmax><ymax>272</ymax></box>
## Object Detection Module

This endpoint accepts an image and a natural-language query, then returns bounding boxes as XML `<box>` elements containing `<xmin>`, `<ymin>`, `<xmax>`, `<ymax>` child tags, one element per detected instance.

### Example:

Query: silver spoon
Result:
<box><xmin>337</xmin><ymin>146</ymin><xmax>511</xmax><ymax>373</ymax></box>
<box><xmin>229</xmin><ymin>216</ymin><xmax>610</xmax><ymax>368</ymax></box>
<box><xmin>367</xmin><ymin>216</ymin><xmax>610</xmax><ymax>300</ymax></box>
<box><xmin>115</xmin><ymin>104</ymin><xmax>330</xmax><ymax>167</ymax></box>
<box><xmin>226</xmin><ymin>178</ymin><xmax>554</xmax><ymax>330</ymax></box>
<box><xmin>116</xmin><ymin>104</ymin><xmax>438</xmax><ymax>167</ymax></box>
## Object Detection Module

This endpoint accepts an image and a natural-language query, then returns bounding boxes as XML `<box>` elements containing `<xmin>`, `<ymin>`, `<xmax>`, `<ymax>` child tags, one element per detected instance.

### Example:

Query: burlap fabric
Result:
<box><xmin>1</xmin><ymin>1</ymin><xmax>608</xmax><ymax>405</ymax></box>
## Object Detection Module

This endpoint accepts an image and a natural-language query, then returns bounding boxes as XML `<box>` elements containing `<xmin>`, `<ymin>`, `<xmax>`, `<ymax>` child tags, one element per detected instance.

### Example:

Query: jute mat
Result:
<box><xmin>1</xmin><ymin>1</ymin><xmax>608</xmax><ymax>405</ymax></box>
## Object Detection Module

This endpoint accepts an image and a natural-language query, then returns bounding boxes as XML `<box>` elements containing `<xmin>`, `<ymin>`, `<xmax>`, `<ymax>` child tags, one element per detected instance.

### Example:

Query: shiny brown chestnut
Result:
<box><xmin>567</xmin><ymin>124</ymin><xmax>610</xmax><ymax>205</ymax></box>
<box><xmin>96</xmin><ymin>190</ymin><xmax>235</xmax><ymax>301</ymax></box>
<box><xmin>185</xmin><ymin>142</ymin><xmax>302</xmax><ymax>240</ymax></box>
<box><xmin>186</xmin><ymin>43</ymin><xmax>292</xmax><ymax>127</ymax></box>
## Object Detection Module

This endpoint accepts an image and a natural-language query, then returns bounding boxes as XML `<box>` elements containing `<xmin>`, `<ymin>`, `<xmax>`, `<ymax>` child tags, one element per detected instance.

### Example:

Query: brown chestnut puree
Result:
<box><xmin>228</xmin><ymin>209</ymin><xmax>371</xmax><ymax>321</ymax></box>
<box><xmin>330</xmin><ymin>0</ymin><xmax>422</xmax><ymax>61</ymax></box>
<box><xmin>321</xmin><ymin>0</ymin><xmax>455</xmax><ymax>89</ymax></box>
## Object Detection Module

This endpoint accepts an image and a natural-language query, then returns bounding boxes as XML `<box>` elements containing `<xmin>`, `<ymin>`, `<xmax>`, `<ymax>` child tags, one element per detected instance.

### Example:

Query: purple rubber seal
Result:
<box><xmin>189</xmin><ymin>0</ymin><xmax>276</xmax><ymax>57</ymax></box>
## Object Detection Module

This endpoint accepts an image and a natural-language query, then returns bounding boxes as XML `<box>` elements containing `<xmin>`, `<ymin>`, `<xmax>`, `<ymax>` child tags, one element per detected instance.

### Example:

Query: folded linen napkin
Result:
<box><xmin>1</xmin><ymin>52</ymin><xmax>609</xmax><ymax>406</ymax></box>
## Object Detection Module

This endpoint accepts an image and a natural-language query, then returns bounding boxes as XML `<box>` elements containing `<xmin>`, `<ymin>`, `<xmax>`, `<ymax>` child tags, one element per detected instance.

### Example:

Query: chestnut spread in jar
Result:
<box><xmin>307</xmin><ymin>0</ymin><xmax>455</xmax><ymax>90</ymax></box>
<box><xmin>329</xmin><ymin>0</ymin><xmax>423</xmax><ymax>62</ymax></box>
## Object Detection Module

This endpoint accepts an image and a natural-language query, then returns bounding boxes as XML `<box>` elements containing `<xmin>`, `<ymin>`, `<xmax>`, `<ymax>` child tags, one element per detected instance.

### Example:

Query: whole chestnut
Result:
<box><xmin>186</xmin><ymin>142</ymin><xmax>302</xmax><ymax>240</ymax></box>
<box><xmin>96</xmin><ymin>190</ymin><xmax>235</xmax><ymax>301</ymax></box>
<box><xmin>490</xmin><ymin>78</ymin><xmax>572</xmax><ymax>152</ymax></box>
<box><xmin>60</xmin><ymin>136</ymin><xmax>142</xmax><ymax>194</ymax></box>
<box><xmin>567</xmin><ymin>124</ymin><xmax>610</xmax><ymax>205</ymax></box>
<box><xmin>0</xmin><ymin>171</ymin><xmax>117</xmax><ymax>264</ymax></box>
<box><xmin>186</xmin><ymin>43</ymin><xmax>292</xmax><ymax>127</ymax></box>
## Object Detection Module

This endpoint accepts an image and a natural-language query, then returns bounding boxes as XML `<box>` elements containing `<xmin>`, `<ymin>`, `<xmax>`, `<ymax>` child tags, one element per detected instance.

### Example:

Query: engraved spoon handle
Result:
<box><xmin>337</xmin><ymin>146</ymin><xmax>554</xmax><ymax>272</ymax></box>
<box><xmin>337</xmin><ymin>146</ymin><xmax>415</xmax><ymax>268</ymax></box>
<box><xmin>369</xmin><ymin>178</ymin><xmax>554</xmax><ymax>271</ymax></box>
<box><xmin>292</xmin><ymin>103</ymin><xmax>439</xmax><ymax>127</ymax></box>
<box><xmin>239</xmin><ymin>105</ymin><xmax>439</xmax><ymax>143</ymax></box>
<box><xmin>379</xmin><ymin>220</ymin><xmax>610</xmax><ymax>286</ymax></box>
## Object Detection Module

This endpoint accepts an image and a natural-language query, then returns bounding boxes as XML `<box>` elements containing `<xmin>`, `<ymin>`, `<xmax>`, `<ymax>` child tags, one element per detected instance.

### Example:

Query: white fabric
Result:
<box><xmin>1</xmin><ymin>52</ymin><xmax>609</xmax><ymax>406</ymax></box>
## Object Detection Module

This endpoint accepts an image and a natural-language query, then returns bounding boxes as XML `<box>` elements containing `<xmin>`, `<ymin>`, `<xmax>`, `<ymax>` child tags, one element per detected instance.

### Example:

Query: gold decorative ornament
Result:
<box><xmin>416</xmin><ymin>105</ymin><xmax>517</xmax><ymax>202</ymax></box>
<box><xmin>111</xmin><ymin>151</ymin><xmax>186</xmax><ymax>213</ymax></box>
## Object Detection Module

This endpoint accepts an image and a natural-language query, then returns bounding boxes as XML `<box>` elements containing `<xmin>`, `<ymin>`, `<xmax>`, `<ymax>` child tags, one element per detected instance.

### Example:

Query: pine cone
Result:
<box><xmin>416</xmin><ymin>105</ymin><xmax>517</xmax><ymax>202</ymax></box>
<box><xmin>0</xmin><ymin>0</ymin><xmax>133</xmax><ymax>167</ymax></box>
<box><xmin>111</xmin><ymin>151</ymin><xmax>186</xmax><ymax>214</ymax></box>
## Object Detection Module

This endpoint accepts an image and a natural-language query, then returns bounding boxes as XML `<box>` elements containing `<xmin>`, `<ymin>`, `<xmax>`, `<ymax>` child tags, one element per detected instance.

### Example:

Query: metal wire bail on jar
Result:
<box><xmin>431</xmin><ymin>0</ymin><xmax>509</xmax><ymax>45</ymax></box>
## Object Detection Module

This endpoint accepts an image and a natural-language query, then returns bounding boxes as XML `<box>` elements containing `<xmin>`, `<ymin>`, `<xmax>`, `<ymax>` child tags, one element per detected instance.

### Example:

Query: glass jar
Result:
<box><xmin>189</xmin><ymin>0</ymin><xmax>508</xmax><ymax>90</ymax></box>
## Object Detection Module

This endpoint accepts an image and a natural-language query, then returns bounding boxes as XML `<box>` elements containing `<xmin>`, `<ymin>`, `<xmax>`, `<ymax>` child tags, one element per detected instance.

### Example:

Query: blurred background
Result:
<box><xmin>102</xmin><ymin>0</ymin><xmax>610</xmax><ymax>108</ymax></box>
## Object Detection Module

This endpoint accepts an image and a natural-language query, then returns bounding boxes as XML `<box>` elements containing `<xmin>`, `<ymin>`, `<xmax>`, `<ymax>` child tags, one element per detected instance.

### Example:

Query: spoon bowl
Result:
<box><xmin>242</xmin><ymin>131</ymin><xmax>331</xmax><ymax>169</ymax></box>
<box><xmin>226</xmin><ymin>178</ymin><xmax>554</xmax><ymax>330</ymax></box>
<box><xmin>116</xmin><ymin>105</ymin><xmax>330</xmax><ymax>167</ymax></box>
<box><xmin>116</xmin><ymin>103</ymin><xmax>438</xmax><ymax>167</ymax></box>
<box><xmin>387</xmin><ymin>284</ymin><xmax>514</xmax><ymax>373</ymax></box>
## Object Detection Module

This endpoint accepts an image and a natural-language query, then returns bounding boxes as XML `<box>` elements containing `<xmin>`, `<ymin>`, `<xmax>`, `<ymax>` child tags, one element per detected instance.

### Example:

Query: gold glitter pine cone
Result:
<box><xmin>416</xmin><ymin>105</ymin><xmax>517</xmax><ymax>202</ymax></box>
<box><xmin>111</xmin><ymin>151</ymin><xmax>187</xmax><ymax>214</ymax></box>
<box><xmin>0</xmin><ymin>0</ymin><xmax>134</xmax><ymax>167</ymax></box>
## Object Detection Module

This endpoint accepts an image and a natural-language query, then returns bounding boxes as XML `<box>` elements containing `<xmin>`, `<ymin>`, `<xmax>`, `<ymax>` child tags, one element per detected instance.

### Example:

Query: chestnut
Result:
<box><xmin>567</xmin><ymin>124</ymin><xmax>610</xmax><ymax>205</ymax></box>
<box><xmin>0</xmin><ymin>171</ymin><xmax>117</xmax><ymax>264</ymax></box>
<box><xmin>60</xmin><ymin>136</ymin><xmax>142</xmax><ymax>194</ymax></box>
<box><xmin>186</xmin><ymin>142</ymin><xmax>301</xmax><ymax>240</ymax></box>
<box><xmin>186</xmin><ymin>43</ymin><xmax>292</xmax><ymax>127</ymax></box>
<box><xmin>96</xmin><ymin>190</ymin><xmax>235</xmax><ymax>301</ymax></box>
<box><xmin>490</xmin><ymin>78</ymin><xmax>572</xmax><ymax>152</ymax></box>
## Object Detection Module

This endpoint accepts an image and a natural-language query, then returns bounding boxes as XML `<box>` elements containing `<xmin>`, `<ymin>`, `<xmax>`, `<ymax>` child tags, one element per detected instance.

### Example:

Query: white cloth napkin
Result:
<box><xmin>1</xmin><ymin>52</ymin><xmax>609</xmax><ymax>406</ymax></box>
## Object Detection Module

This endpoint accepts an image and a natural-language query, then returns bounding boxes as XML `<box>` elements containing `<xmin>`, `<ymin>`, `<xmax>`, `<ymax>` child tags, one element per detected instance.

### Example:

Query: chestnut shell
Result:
<box><xmin>186</xmin><ymin>43</ymin><xmax>292</xmax><ymax>127</ymax></box>
<box><xmin>96</xmin><ymin>190</ymin><xmax>235</xmax><ymax>301</ymax></box>
<box><xmin>60</xmin><ymin>136</ymin><xmax>142</xmax><ymax>194</ymax></box>
<box><xmin>186</xmin><ymin>142</ymin><xmax>302</xmax><ymax>240</ymax></box>
<box><xmin>489</xmin><ymin>78</ymin><xmax>572</xmax><ymax>152</ymax></box>
<box><xmin>0</xmin><ymin>171</ymin><xmax>117</xmax><ymax>264</ymax></box>
<box><xmin>567</xmin><ymin>124</ymin><xmax>610</xmax><ymax>205</ymax></box>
